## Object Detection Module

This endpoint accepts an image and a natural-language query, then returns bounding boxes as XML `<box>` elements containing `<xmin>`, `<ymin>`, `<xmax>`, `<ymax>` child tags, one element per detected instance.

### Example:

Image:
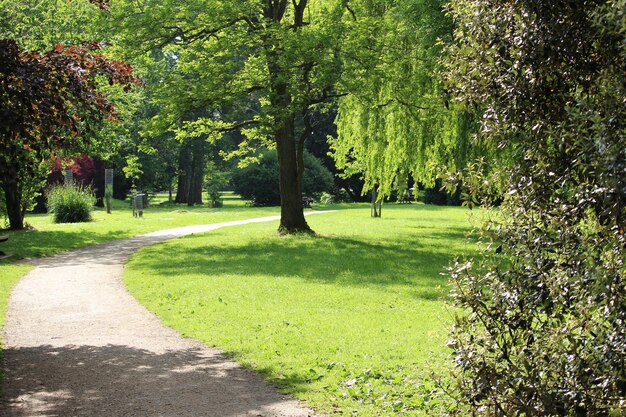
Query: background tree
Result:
<box><xmin>0</xmin><ymin>0</ymin><xmax>139</xmax><ymax>228</ymax></box>
<box><xmin>0</xmin><ymin>0</ymin><xmax>100</xmax><ymax>50</ymax></box>
<box><xmin>109</xmin><ymin>0</ymin><xmax>358</xmax><ymax>233</ymax></box>
<box><xmin>303</xmin><ymin>106</ymin><xmax>370</xmax><ymax>203</ymax></box>
<box><xmin>329</xmin><ymin>0</ymin><xmax>489</xmax><ymax>214</ymax></box>
<box><xmin>443</xmin><ymin>0</ymin><xmax>626</xmax><ymax>415</ymax></box>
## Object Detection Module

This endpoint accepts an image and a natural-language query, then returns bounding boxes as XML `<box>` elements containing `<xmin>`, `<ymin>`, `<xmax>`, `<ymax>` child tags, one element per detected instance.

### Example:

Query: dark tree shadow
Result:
<box><xmin>129</xmin><ymin>227</ymin><xmax>476</xmax><ymax>301</ymax></box>
<box><xmin>2</xmin><ymin>344</ymin><xmax>312</xmax><ymax>417</ymax></box>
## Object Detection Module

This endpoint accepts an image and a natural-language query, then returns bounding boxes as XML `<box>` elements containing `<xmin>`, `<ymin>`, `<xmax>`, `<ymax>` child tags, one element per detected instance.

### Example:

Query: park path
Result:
<box><xmin>2</xmin><ymin>213</ymin><xmax>330</xmax><ymax>417</ymax></box>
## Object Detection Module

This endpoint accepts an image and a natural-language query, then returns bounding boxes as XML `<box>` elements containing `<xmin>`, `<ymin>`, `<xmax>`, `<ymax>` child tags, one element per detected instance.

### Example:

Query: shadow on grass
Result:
<box><xmin>130</xmin><ymin>229</ymin><xmax>475</xmax><ymax>301</ymax></box>
<box><xmin>2</xmin><ymin>344</ymin><xmax>309</xmax><ymax>417</ymax></box>
<box><xmin>0</xmin><ymin>229</ymin><xmax>130</xmax><ymax>260</ymax></box>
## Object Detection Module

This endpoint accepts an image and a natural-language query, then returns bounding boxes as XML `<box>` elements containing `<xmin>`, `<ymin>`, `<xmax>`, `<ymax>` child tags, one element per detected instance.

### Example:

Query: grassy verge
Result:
<box><xmin>124</xmin><ymin>204</ymin><xmax>476</xmax><ymax>416</ymax></box>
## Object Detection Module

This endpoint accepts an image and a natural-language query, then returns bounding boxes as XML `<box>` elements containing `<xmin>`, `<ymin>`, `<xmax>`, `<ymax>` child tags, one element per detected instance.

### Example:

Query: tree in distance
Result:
<box><xmin>232</xmin><ymin>150</ymin><xmax>333</xmax><ymax>207</ymax></box>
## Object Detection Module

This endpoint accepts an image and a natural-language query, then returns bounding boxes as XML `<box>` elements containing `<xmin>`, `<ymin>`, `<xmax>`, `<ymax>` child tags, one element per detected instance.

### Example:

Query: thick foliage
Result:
<box><xmin>110</xmin><ymin>0</ymin><xmax>355</xmax><ymax>232</ymax></box>
<box><xmin>330</xmin><ymin>0</ymin><xmax>498</xmax><ymax>203</ymax></box>
<box><xmin>443</xmin><ymin>1</ymin><xmax>626</xmax><ymax>416</ymax></box>
<box><xmin>0</xmin><ymin>40</ymin><xmax>137</xmax><ymax>175</ymax></box>
<box><xmin>232</xmin><ymin>150</ymin><xmax>333</xmax><ymax>207</ymax></box>
<box><xmin>47</xmin><ymin>184</ymin><xmax>95</xmax><ymax>223</ymax></box>
<box><xmin>0</xmin><ymin>38</ymin><xmax>139</xmax><ymax>229</ymax></box>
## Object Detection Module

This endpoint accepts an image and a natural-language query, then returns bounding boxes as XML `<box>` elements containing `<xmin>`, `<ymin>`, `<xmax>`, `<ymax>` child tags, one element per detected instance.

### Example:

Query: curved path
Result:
<box><xmin>2</xmin><ymin>214</ymin><xmax>330</xmax><ymax>417</ymax></box>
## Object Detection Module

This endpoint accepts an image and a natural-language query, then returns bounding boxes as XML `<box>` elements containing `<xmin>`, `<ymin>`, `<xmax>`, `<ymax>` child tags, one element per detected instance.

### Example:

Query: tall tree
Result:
<box><xmin>174</xmin><ymin>137</ymin><xmax>205</xmax><ymax>205</ymax></box>
<box><xmin>443</xmin><ymin>0</ymin><xmax>626</xmax><ymax>415</ymax></box>
<box><xmin>110</xmin><ymin>0</ymin><xmax>354</xmax><ymax>233</ymax></box>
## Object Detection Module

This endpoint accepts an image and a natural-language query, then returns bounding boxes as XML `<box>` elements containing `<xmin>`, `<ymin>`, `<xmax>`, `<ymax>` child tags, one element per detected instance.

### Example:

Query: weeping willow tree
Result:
<box><xmin>330</xmin><ymin>0</ymin><xmax>485</xmax><ymax>213</ymax></box>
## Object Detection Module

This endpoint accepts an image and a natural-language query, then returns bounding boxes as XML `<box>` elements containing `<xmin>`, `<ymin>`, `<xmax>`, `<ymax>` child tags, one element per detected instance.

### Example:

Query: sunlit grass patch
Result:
<box><xmin>124</xmin><ymin>205</ymin><xmax>476</xmax><ymax>416</ymax></box>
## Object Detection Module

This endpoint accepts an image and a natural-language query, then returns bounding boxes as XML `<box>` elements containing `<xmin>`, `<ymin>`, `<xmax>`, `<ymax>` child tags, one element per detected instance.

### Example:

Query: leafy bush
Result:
<box><xmin>47</xmin><ymin>184</ymin><xmax>95</xmax><ymax>223</ymax></box>
<box><xmin>442</xmin><ymin>1</ymin><xmax>626</xmax><ymax>416</ymax></box>
<box><xmin>231</xmin><ymin>150</ymin><xmax>334</xmax><ymax>206</ymax></box>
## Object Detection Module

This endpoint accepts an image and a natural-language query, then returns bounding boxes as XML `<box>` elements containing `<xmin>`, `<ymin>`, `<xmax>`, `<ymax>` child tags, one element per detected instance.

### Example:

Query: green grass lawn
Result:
<box><xmin>124</xmin><ymin>204</ymin><xmax>477</xmax><ymax>416</ymax></box>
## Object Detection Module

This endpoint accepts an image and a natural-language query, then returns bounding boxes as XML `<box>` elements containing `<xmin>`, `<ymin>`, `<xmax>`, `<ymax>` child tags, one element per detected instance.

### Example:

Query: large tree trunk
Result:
<box><xmin>175</xmin><ymin>142</ymin><xmax>192</xmax><ymax>204</ymax></box>
<box><xmin>2</xmin><ymin>178</ymin><xmax>24</xmax><ymax>230</ymax></box>
<box><xmin>175</xmin><ymin>139</ymin><xmax>204</xmax><ymax>206</ymax></box>
<box><xmin>276</xmin><ymin>113</ymin><xmax>311</xmax><ymax>234</ymax></box>
<box><xmin>263</xmin><ymin>0</ymin><xmax>312</xmax><ymax>234</ymax></box>
<box><xmin>188</xmin><ymin>137</ymin><xmax>204</xmax><ymax>206</ymax></box>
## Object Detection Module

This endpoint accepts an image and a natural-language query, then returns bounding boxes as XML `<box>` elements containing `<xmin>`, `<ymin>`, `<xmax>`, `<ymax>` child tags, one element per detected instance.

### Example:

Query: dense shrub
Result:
<box><xmin>422</xmin><ymin>180</ymin><xmax>462</xmax><ymax>206</ymax></box>
<box><xmin>443</xmin><ymin>1</ymin><xmax>626</xmax><ymax>416</ymax></box>
<box><xmin>47</xmin><ymin>184</ymin><xmax>95</xmax><ymax>223</ymax></box>
<box><xmin>232</xmin><ymin>150</ymin><xmax>334</xmax><ymax>206</ymax></box>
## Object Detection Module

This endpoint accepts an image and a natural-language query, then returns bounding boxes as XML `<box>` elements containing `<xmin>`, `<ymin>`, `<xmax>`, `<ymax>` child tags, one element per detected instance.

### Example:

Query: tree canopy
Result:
<box><xmin>0</xmin><ymin>0</ymin><xmax>140</xmax><ymax>229</ymax></box>
<box><xmin>0</xmin><ymin>38</ymin><xmax>138</xmax><ymax>229</ymax></box>
<box><xmin>107</xmin><ymin>0</ymin><xmax>477</xmax><ymax>227</ymax></box>
<box><xmin>109</xmin><ymin>0</ymin><xmax>356</xmax><ymax>233</ymax></box>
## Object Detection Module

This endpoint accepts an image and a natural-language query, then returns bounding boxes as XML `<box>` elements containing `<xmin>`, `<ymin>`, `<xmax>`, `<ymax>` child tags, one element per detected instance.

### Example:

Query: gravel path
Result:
<box><xmin>2</xmin><ymin>214</ymin><xmax>328</xmax><ymax>417</ymax></box>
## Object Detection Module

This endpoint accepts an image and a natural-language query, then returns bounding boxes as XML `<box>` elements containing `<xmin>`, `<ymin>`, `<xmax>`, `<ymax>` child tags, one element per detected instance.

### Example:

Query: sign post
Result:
<box><xmin>64</xmin><ymin>169</ymin><xmax>74</xmax><ymax>185</ymax></box>
<box><xmin>104</xmin><ymin>169</ymin><xmax>114</xmax><ymax>214</ymax></box>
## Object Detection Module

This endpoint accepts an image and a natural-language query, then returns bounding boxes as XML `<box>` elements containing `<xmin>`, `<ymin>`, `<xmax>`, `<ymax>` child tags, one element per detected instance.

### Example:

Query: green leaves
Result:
<box><xmin>0</xmin><ymin>5</ymin><xmax>140</xmax><ymax>228</ymax></box>
<box><xmin>330</xmin><ymin>0</ymin><xmax>482</xmax><ymax>201</ymax></box>
<box><xmin>443</xmin><ymin>1</ymin><xmax>626</xmax><ymax>415</ymax></box>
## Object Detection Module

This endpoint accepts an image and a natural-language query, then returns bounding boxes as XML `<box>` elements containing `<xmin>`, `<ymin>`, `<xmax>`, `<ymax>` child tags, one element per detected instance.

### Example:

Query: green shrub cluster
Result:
<box><xmin>231</xmin><ymin>150</ymin><xmax>334</xmax><ymax>207</ymax></box>
<box><xmin>443</xmin><ymin>1</ymin><xmax>626</xmax><ymax>415</ymax></box>
<box><xmin>47</xmin><ymin>184</ymin><xmax>95</xmax><ymax>223</ymax></box>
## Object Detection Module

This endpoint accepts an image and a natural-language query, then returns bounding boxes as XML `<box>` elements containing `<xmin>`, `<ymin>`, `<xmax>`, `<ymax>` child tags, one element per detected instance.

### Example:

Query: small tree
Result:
<box><xmin>0</xmin><ymin>39</ymin><xmax>138</xmax><ymax>229</ymax></box>
<box><xmin>204</xmin><ymin>162</ymin><xmax>229</xmax><ymax>208</ymax></box>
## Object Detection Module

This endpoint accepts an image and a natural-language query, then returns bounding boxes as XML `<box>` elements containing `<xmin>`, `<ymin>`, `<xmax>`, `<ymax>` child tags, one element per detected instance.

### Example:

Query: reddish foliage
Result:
<box><xmin>86</xmin><ymin>0</ymin><xmax>111</xmax><ymax>11</ymax></box>
<box><xmin>51</xmin><ymin>154</ymin><xmax>97</xmax><ymax>186</ymax></box>
<box><xmin>0</xmin><ymin>38</ymin><xmax>140</xmax><ymax>228</ymax></box>
<box><xmin>0</xmin><ymin>39</ymin><xmax>140</xmax><ymax>179</ymax></box>
<box><xmin>0</xmin><ymin>0</ymin><xmax>131</xmax><ymax>228</ymax></box>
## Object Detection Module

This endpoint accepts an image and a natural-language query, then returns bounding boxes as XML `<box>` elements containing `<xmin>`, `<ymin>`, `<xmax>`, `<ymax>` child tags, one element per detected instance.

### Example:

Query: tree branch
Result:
<box><xmin>308</xmin><ymin>88</ymin><xmax>349</xmax><ymax>106</ymax></box>
<box><xmin>343</xmin><ymin>0</ymin><xmax>357</xmax><ymax>21</ymax></box>
<box><xmin>214</xmin><ymin>119</ymin><xmax>260</xmax><ymax>133</ymax></box>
